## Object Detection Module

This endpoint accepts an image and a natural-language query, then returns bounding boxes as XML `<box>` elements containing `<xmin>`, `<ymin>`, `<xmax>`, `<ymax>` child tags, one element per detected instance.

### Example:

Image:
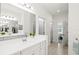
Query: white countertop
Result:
<box><xmin>0</xmin><ymin>35</ymin><xmax>47</xmax><ymax>55</ymax></box>
<box><xmin>0</xmin><ymin>33</ymin><xmax>25</xmax><ymax>37</ymax></box>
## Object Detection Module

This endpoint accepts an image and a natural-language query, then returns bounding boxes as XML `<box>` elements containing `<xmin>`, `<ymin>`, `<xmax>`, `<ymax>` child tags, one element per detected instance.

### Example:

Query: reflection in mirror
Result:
<box><xmin>18</xmin><ymin>25</ymin><xmax>23</xmax><ymax>30</ymax></box>
<box><xmin>0</xmin><ymin>3</ymin><xmax>36</xmax><ymax>36</ymax></box>
<box><xmin>38</xmin><ymin>17</ymin><xmax>45</xmax><ymax>35</ymax></box>
<box><xmin>0</xmin><ymin>16</ymin><xmax>18</xmax><ymax>35</ymax></box>
<box><xmin>29</xmin><ymin>13</ymin><xmax>36</xmax><ymax>35</ymax></box>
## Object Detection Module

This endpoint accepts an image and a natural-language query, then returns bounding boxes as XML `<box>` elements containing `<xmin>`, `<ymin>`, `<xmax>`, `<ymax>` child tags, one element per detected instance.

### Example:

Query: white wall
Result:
<box><xmin>69</xmin><ymin>3</ymin><xmax>79</xmax><ymax>54</ymax></box>
<box><xmin>52</xmin><ymin>13</ymin><xmax>68</xmax><ymax>45</ymax></box>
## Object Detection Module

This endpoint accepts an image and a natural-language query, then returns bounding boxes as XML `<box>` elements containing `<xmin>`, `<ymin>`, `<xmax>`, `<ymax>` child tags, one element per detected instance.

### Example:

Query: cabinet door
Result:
<box><xmin>46</xmin><ymin>40</ymin><xmax>48</xmax><ymax>55</ymax></box>
<box><xmin>40</xmin><ymin>41</ymin><xmax>46</xmax><ymax>55</ymax></box>
<box><xmin>32</xmin><ymin>43</ymin><xmax>41</xmax><ymax>55</ymax></box>
<box><xmin>21</xmin><ymin>47</ymin><xmax>33</xmax><ymax>55</ymax></box>
<box><xmin>21</xmin><ymin>43</ymin><xmax>41</xmax><ymax>55</ymax></box>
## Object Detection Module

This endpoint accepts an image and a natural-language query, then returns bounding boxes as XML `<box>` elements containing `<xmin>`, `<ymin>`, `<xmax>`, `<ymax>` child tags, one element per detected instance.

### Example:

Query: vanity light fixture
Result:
<box><xmin>21</xmin><ymin>3</ymin><xmax>34</xmax><ymax>10</ymax></box>
<box><xmin>0</xmin><ymin>15</ymin><xmax>6</xmax><ymax>19</ymax></box>
<box><xmin>0</xmin><ymin>15</ymin><xmax>17</xmax><ymax>21</ymax></box>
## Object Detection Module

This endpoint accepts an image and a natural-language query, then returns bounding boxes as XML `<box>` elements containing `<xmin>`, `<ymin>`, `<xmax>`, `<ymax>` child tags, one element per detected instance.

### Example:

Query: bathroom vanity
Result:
<box><xmin>0</xmin><ymin>35</ymin><xmax>48</xmax><ymax>55</ymax></box>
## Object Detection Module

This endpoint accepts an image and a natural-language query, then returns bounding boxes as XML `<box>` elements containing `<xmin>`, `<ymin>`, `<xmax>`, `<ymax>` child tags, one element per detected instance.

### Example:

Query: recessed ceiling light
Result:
<box><xmin>57</xmin><ymin>9</ymin><xmax>60</xmax><ymax>13</ymax></box>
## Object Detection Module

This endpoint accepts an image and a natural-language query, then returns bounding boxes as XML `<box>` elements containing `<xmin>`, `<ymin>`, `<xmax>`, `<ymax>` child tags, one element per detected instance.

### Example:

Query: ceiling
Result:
<box><xmin>1</xmin><ymin>3</ymin><xmax>68</xmax><ymax>16</ymax></box>
<box><xmin>31</xmin><ymin>3</ymin><xmax>68</xmax><ymax>15</ymax></box>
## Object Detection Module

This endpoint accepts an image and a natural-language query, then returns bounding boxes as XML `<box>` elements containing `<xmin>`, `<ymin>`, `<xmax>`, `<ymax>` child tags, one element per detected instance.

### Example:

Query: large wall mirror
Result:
<box><xmin>38</xmin><ymin>17</ymin><xmax>45</xmax><ymax>35</ymax></box>
<box><xmin>0</xmin><ymin>3</ymin><xmax>36</xmax><ymax>35</ymax></box>
<box><xmin>29</xmin><ymin>13</ymin><xmax>36</xmax><ymax>34</ymax></box>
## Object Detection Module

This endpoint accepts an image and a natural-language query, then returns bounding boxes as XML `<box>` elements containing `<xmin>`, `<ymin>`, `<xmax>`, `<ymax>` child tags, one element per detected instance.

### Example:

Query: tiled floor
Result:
<box><xmin>48</xmin><ymin>43</ymin><xmax>68</xmax><ymax>55</ymax></box>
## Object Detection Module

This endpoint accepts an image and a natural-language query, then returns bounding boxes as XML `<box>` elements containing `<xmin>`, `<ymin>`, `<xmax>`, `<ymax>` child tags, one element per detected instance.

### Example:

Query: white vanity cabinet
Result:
<box><xmin>0</xmin><ymin>35</ymin><xmax>48</xmax><ymax>55</ymax></box>
<box><xmin>21</xmin><ymin>43</ymin><xmax>41</xmax><ymax>55</ymax></box>
<box><xmin>19</xmin><ymin>36</ymin><xmax>48</xmax><ymax>55</ymax></box>
<box><xmin>21</xmin><ymin>47</ymin><xmax>33</xmax><ymax>55</ymax></box>
<box><xmin>20</xmin><ymin>41</ymin><xmax>47</xmax><ymax>55</ymax></box>
<box><xmin>31</xmin><ymin>43</ymin><xmax>41</xmax><ymax>55</ymax></box>
<box><xmin>40</xmin><ymin>40</ymin><xmax>48</xmax><ymax>55</ymax></box>
<box><xmin>40</xmin><ymin>41</ymin><xmax>46</xmax><ymax>55</ymax></box>
<box><xmin>12</xmin><ymin>39</ymin><xmax>47</xmax><ymax>55</ymax></box>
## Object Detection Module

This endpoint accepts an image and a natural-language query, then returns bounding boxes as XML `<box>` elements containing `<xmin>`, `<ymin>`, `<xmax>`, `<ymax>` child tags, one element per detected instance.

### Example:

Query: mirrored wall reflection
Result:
<box><xmin>38</xmin><ymin>17</ymin><xmax>45</xmax><ymax>35</ymax></box>
<box><xmin>30</xmin><ymin>13</ymin><xmax>36</xmax><ymax>34</ymax></box>
<box><xmin>0</xmin><ymin>16</ymin><xmax>18</xmax><ymax>35</ymax></box>
<box><xmin>23</xmin><ymin>12</ymin><xmax>36</xmax><ymax>36</ymax></box>
<box><xmin>0</xmin><ymin>3</ymin><xmax>36</xmax><ymax>36</ymax></box>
